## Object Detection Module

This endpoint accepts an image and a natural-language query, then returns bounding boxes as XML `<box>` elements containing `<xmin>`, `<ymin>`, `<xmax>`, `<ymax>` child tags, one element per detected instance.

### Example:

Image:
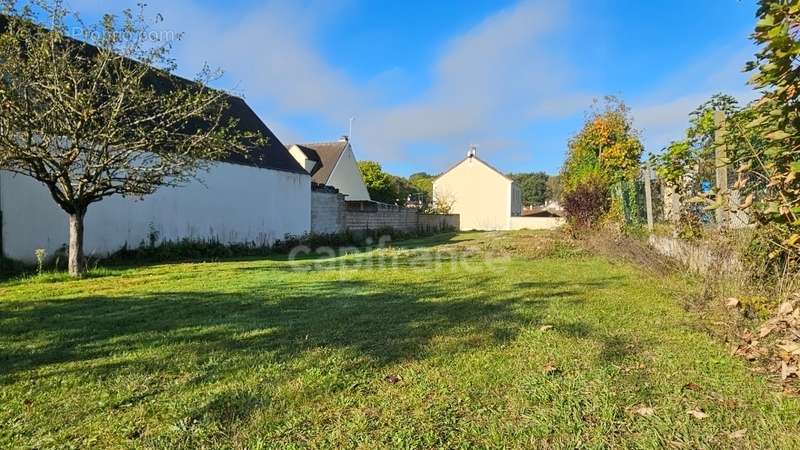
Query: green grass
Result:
<box><xmin>1</xmin><ymin>231</ymin><xmax>798</xmax><ymax>449</ymax></box>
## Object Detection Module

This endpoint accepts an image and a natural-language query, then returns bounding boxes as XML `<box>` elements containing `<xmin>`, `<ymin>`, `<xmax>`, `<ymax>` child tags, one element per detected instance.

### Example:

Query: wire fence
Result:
<box><xmin>618</xmin><ymin>112</ymin><xmax>752</xmax><ymax>230</ymax></box>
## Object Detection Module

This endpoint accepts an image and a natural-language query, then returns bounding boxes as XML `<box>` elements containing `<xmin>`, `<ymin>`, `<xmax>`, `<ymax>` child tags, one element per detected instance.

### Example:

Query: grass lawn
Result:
<box><xmin>1</xmin><ymin>231</ymin><xmax>799</xmax><ymax>448</ymax></box>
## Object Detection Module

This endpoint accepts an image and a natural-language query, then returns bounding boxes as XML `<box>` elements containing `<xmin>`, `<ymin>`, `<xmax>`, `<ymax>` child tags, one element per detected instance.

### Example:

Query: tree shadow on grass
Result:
<box><xmin>0</xmin><ymin>272</ymin><xmax>646</xmax><ymax>443</ymax></box>
<box><xmin>0</xmin><ymin>276</ymin><xmax>585</xmax><ymax>382</ymax></box>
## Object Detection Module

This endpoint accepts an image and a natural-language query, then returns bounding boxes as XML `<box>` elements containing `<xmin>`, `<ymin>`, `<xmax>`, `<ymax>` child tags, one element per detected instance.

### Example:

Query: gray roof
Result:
<box><xmin>0</xmin><ymin>14</ymin><xmax>307</xmax><ymax>175</ymax></box>
<box><xmin>289</xmin><ymin>140</ymin><xmax>349</xmax><ymax>184</ymax></box>
<box><xmin>217</xmin><ymin>98</ymin><xmax>306</xmax><ymax>174</ymax></box>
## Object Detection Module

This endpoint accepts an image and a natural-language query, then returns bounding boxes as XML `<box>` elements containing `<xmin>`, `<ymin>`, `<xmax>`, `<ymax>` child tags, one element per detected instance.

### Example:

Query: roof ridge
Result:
<box><xmin>433</xmin><ymin>154</ymin><xmax>514</xmax><ymax>183</ymax></box>
<box><xmin>298</xmin><ymin>139</ymin><xmax>348</xmax><ymax>145</ymax></box>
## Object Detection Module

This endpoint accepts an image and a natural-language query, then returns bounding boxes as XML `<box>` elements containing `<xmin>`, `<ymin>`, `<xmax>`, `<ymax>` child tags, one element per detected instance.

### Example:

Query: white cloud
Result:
<box><xmin>356</xmin><ymin>1</ymin><xmax>576</xmax><ymax>165</ymax></box>
<box><xmin>630</xmin><ymin>44</ymin><xmax>759</xmax><ymax>153</ymax></box>
<box><xmin>57</xmin><ymin>0</ymin><xmax>761</xmax><ymax>171</ymax></box>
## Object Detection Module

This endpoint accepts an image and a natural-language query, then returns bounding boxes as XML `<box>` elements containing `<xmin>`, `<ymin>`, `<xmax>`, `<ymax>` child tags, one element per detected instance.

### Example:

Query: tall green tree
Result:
<box><xmin>0</xmin><ymin>2</ymin><xmax>254</xmax><ymax>276</ymax></box>
<box><xmin>408</xmin><ymin>172</ymin><xmax>434</xmax><ymax>198</ymax></box>
<box><xmin>358</xmin><ymin>160</ymin><xmax>403</xmax><ymax>204</ymax></box>
<box><xmin>508</xmin><ymin>172</ymin><xmax>549</xmax><ymax>206</ymax></box>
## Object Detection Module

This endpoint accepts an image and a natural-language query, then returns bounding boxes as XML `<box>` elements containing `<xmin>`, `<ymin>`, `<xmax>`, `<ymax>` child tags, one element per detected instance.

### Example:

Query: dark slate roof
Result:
<box><xmin>288</xmin><ymin>141</ymin><xmax>349</xmax><ymax>184</ymax></box>
<box><xmin>215</xmin><ymin>98</ymin><xmax>306</xmax><ymax>174</ymax></box>
<box><xmin>0</xmin><ymin>14</ymin><xmax>306</xmax><ymax>175</ymax></box>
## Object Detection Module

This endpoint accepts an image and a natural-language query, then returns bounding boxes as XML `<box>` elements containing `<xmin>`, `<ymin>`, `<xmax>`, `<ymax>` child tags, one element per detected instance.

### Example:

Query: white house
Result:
<box><xmin>433</xmin><ymin>148</ymin><xmax>563</xmax><ymax>231</ymax></box>
<box><xmin>0</xmin><ymin>97</ymin><xmax>312</xmax><ymax>263</ymax></box>
<box><xmin>287</xmin><ymin>137</ymin><xmax>371</xmax><ymax>201</ymax></box>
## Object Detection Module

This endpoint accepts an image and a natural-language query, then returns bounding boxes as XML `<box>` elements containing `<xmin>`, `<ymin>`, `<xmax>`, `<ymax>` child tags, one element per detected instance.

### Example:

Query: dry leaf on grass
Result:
<box><xmin>759</xmin><ymin>321</ymin><xmax>778</xmax><ymax>338</ymax></box>
<box><xmin>726</xmin><ymin>297</ymin><xmax>740</xmax><ymax>308</ymax></box>
<box><xmin>728</xmin><ymin>429</ymin><xmax>747</xmax><ymax>439</ymax></box>
<box><xmin>777</xmin><ymin>341</ymin><xmax>800</xmax><ymax>355</ymax></box>
<box><xmin>778</xmin><ymin>301</ymin><xmax>795</xmax><ymax>316</ymax></box>
<box><xmin>781</xmin><ymin>362</ymin><xmax>798</xmax><ymax>380</ymax></box>
<box><xmin>542</xmin><ymin>364</ymin><xmax>560</xmax><ymax>375</ymax></box>
<box><xmin>538</xmin><ymin>325</ymin><xmax>554</xmax><ymax>332</ymax></box>
<box><xmin>687</xmin><ymin>409</ymin><xmax>709</xmax><ymax>420</ymax></box>
<box><xmin>633</xmin><ymin>406</ymin><xmax>655</xmax><ymax>417</ymax></box>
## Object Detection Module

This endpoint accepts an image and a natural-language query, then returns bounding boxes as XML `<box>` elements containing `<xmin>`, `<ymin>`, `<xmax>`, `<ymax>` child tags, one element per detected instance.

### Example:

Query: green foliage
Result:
<box><xmin>560</xmin><ymin>97</ymin><xmax>643</xmax><ymax>228</ymax></box>
<box><xmin>653</xmin><ymin>94</ymin><xmax>741</xmax><ymax>198</ymax></box>
<box><xmin>0</xmin><ymin>1</ymin><xmax>254</xmax><ymax>276</ymax></box>
<box><xmin>357</xmin><ymin>160</ymin><xmax>396</xmax><ymax>203</ymax></box>
<box><xmin>408</xmin><ymin>172</ymin><xmax>435</xmax><ymax>199</ymax></box>
<box><xmin>687</xmin><ymin>94</ymin><xmax>740</xmax><ymax>151</ymax></box>
<box><xmin>508</xmin><ymin>172</ymin><xmax>550</xmax><ymax>206</ymax></box>
<box><xmin>739</xmin><ymin>0</ymin><xmax>800</xmax><ymax>266</ymax></box>
<box><xmin>110</xmin><ymin>229</ymin><xmax>451</xmax><ymax>264</ymax></box>
<box><xmin>650</xmin><ymin>94</ymin><xmax>750</xmax><ymax>239</ymax></box>
<box><xmin>358</xmin><ymin>162</ymin><xmax>430</xmax><ymax>206</ymax></box>
<box><xmin>562</xmin><ymin>97</ymin><xmax>643</xmax><ymax>191</ymax></box>
<box><xmin>653</xmin><ymin>140</ymin><xmax>694</xmax><ymax>195</ymax></box>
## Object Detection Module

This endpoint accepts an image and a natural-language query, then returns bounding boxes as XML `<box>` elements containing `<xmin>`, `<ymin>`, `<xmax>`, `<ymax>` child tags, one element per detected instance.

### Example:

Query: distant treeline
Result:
<box><xmin>359</xmin><ymin>160</ymin><xmax>559</xmax><ymax>207</ymax></box>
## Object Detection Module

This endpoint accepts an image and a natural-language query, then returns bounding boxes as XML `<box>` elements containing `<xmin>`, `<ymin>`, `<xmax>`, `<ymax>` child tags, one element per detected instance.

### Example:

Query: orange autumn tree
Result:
<box><xmin>560</xmin><ymin>97</ymin><xmax>643</xmax><ymax>228</ymax></box>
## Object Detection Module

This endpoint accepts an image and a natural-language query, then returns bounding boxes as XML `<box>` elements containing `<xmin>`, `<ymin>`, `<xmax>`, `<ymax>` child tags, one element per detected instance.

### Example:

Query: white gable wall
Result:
<box><xmin>1</xmin><ymin>164</ymin><xmax>311</xmax><ymax>263</ymax></box>
<box><xmin>433</xmin><ymin>157</ymin><xmax>513</xmax><ymax>231</ymax></box>
<box><xmin>328</xmin><ymin>145</ymin><xmax>371</xmax><ymax>201</ymax></box>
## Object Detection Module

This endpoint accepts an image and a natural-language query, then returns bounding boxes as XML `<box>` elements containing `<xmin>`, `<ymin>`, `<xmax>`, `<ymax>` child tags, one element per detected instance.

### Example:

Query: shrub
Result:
<box><xmin>562</xmin><ymin>178</ymin><xmax>610</xmax><ymax>230</ymax></box>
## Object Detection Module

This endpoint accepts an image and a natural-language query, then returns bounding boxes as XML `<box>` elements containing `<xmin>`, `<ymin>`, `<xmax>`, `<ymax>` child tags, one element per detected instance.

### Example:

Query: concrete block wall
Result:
<box><xmin>309</xmin><ymin>192</ymin><xmax>457</xmax><ymax>235</ymax></box>
<box><xmin>419</xmin><ymin>214</ymin><xmax>460</xmax><ymax>232</ymax></box>
<box><xmin>345</xmin><ymin>205</ymin><xmax>420</xmax><ymax>232</ymax></box>
<box><xmin>310</xmin><ymin>188</ymin><xmax>346</xmax><ymax>234</ymax></box>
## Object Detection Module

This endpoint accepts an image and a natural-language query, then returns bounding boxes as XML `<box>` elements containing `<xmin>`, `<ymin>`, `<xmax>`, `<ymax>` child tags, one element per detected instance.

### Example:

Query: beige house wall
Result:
<box><xmin>433</xmin><ymin>157</ymin><xmax>514</xmax><ymax>231</ymax></box>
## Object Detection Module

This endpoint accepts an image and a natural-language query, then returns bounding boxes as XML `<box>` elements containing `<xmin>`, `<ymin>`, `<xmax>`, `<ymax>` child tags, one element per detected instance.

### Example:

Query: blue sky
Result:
<box><xmin>67</xmin><ymin>0</ymin><xmax>759</xmax><ymax>176</ymax></box>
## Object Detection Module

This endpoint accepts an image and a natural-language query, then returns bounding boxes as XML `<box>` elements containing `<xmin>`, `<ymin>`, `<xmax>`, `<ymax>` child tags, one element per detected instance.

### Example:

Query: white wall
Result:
<box><xmin>509</xmin><ymin>216</ymin><xmax>565</xmax><ymax>230</ymax></box>
<box><xmin>1</xmin><ymin>164</ymin><xmax>311</xmax><ymax>263</ymax></box>
<box><xmin>433</xmin><ymin>157</ymin><xmax>512</xmax><ymax>231</ymax></box>
<box><xmin>329</xmin><ymin>145</ymin><xmax>371</xmax><ymax>201</ymax></box>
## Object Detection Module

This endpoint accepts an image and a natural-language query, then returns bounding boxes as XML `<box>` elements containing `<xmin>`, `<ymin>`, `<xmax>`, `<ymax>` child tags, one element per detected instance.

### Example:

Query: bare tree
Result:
<box><xmin>0</xmin><ymin>2</ymin><xmax>258</xmax><ymax>276</ymax></box>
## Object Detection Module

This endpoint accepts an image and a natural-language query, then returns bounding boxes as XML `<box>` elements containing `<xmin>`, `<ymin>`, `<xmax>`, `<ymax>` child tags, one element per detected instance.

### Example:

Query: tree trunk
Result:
<box><xmin>68</xmin><ymin>211</ymin><xmax>86</xmax><ymax>277</ymax></box>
